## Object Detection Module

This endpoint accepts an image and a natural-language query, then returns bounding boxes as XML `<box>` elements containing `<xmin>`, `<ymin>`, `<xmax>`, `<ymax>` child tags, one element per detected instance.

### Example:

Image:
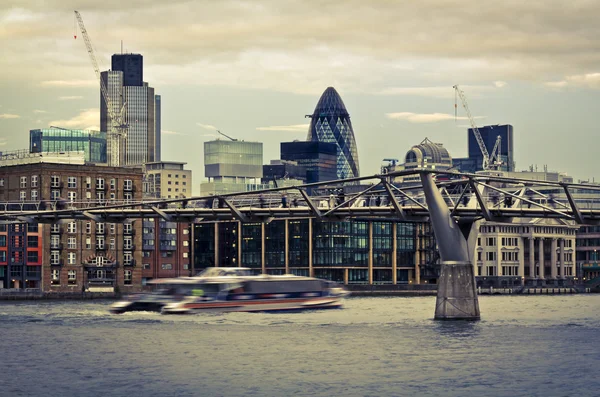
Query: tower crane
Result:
<box><xmin>453</xmin><ymin>85</ymin><xmax>501</xmax><ymax>171</ymax></box>
<box><xmin>216</xmin><ymin>130</ymin><xmax>238</xmax><ymax>141</ymax></box>
<box><xmin>74</xmin><ymin>10</ymin><xmax>127</xmax><ymax>167</ymax></box>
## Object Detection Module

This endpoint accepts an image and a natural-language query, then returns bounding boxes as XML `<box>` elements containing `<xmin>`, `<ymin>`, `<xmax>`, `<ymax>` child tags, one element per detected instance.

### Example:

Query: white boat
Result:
<box><xmin>161</xmin><ymin>274</ymin><xmax>350</xmax><ymax>314</ymax></box>
<box><xmin>109</xmin><ymin>268</ymin><xmax>252</xmax><ymax>314</ymax></box>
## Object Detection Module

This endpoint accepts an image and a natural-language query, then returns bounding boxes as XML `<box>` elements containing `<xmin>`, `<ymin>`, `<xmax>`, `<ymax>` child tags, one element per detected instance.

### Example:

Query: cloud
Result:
<box><xmin>543</xmin><ymin>73</ymin><xmax>600</xmax><ymax>90</ymax></box>
<box><xmin>40</xmin><ymin>80</ymin><xmax>96</xmax><ymax>88</ymax></box>
<box><xmin>58</xmin><ymin>96</ymin><xmax>84</xmax><ymax>100</ymax></box>
<box><xmin>0</xmin><ymin>138</ymin><xmax>8</xmax><ymax>146</ymax></box>
<box><xmin>386</xmin><ymin>112</ymin><xmax>484</xmax><ymax>124</ymax></box>
<box><xmin>49</xmin><ymin>109</ymin><xmax>99</xmax><ymax>130</ymax></box>
<box><xmin>380</xmin><ymin>83</ymin><xmax>506</xmax><ymax>98</ymax></box>
<box><xmin>197</xmin><ymin>123</ymin><xmax>218</xmax><ymax>130</ymax></box>
<box><xmin>33</xmin><ymin>109</ymin><xmax>47</xmax><ymax>114</ymax></box>
<box><xmin>0</xmin><ymin>113</ymin><xmax>20</xmax><ymax>119</ymax></box>
<box><xmin>256</xmin><ymin>123</ymin><xmax>309</xmax><ymax>132</ymax></box>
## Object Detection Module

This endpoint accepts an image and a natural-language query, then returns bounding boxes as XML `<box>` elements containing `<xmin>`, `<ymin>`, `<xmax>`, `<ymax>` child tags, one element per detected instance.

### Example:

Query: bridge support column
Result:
<box><xmin>420</xmin><ymin>173</ymin><xmax>480</xmax><ymax>320</ymax></box>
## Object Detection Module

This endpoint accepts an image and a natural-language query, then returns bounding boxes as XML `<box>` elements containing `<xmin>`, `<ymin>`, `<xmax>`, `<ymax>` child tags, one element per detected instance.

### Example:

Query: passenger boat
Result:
<box><xmin>109</xmin><ymin>268</ymin><xmax>253</xmax><ymax>314</ymax></box>
<box><xmin>161</xmin><ymin>273</ymin><xmax>350</xmax><ymax>314</ymax></box>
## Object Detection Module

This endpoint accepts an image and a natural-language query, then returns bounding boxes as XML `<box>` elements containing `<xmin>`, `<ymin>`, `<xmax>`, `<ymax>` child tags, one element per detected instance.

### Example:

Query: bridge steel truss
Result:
<box><xmin>2</xmin><ymin>169</ymin><xmax>599</xmax><ymax>320</ymax></box>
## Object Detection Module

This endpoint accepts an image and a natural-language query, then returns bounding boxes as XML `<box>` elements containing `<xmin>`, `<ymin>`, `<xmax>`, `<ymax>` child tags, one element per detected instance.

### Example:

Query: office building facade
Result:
<box><xmin>455</xmin><ymin>124</ymin><xmax>514</xmax><ymax>173</ymax></box>
<box><xmin>200</xmin><ymin>140</ymin><xmax>268</xmax><ymax>195</ymax></box>
<box><xmin>193</xmin><ymin>219</ymin><xmax>436</xmax><ymax>285</ymax></box>
<box><xmin>30</xmin><ymin>128</ymin><xmax>107</xmax><ymax>163</ymax></box>
<box><xmin>144</xmin><ymin>161</ymin><xmax>192</xmax><ymax>199</ymax></box>
<box><xmin>306</xmin><ymin>87</ymin><xmax>360</xmax><ymax>179</ymax></box>
<box><xmin>0</xmin><ymin>162</ymin><xmax>144</xmax><ymax>292</ymax></box>
<box><xmin>100</xmin><ymin>53</ymin><xmax>160</xmax><ymax>166</ymax></box>
<box><xmin>280</xmin><ymin>141</ymin><xmax>337</xmax><ymax>185</ymax></box>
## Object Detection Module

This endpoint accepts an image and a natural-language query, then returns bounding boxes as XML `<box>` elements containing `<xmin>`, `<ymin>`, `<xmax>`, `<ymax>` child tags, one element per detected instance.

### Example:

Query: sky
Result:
<box><xmin>1</xmin><ymin>0</ymin><xmax>600</xmax><ymax>195</ymax></box>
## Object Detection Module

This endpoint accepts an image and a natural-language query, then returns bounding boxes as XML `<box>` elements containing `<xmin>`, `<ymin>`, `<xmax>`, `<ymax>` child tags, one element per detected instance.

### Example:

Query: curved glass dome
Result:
<box><xmin>306</xmin><ymin>87</ymin><xmax>359</xmax><ymax>179</ymax></box>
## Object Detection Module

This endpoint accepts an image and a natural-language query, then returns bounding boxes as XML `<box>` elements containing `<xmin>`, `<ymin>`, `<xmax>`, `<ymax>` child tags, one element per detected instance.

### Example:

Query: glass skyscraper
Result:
<box><xmin>29</xmin><ymin>128</ymin><xmax>107</xmax><ymax>163</ymax></box>
<box><xmin>306</xmin><ymin>87</ymin><xmax>359</xmax><ymax>179</ymax></box>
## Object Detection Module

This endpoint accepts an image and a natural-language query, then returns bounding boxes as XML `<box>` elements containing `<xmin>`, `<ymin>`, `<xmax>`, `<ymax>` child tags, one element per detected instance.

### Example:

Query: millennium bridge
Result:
<box><xmin>2</xmin><ymin>169</ymin><xmax>599</xmax><ymax>320</ymax></box>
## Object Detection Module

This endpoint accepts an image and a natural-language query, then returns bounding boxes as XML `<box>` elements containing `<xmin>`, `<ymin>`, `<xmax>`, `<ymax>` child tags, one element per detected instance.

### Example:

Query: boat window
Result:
<box><xmin>245</xmin><ymin>280</ymin><xmax>322</xmax><ymax>293</ymax></box>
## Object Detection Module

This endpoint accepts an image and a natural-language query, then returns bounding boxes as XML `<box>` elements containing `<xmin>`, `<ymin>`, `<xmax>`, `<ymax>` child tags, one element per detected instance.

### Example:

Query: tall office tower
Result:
<box><xmin>100</xmin><ymin>70</ymin><xmax>124</xmax><ymax>166</ymax></box>
<box><xmin>306</xmin><ymin>87</ymin><xmax>359</xmax><ymax>179</ymax></box>
<box><xmin>468</xmin><ymin>124</ymin><xmax>514</xmax><ymax>172</ymax></box>
<box><xmin>154</xmin><ymin>95</ymin><xmax>161</xmax><ymax>162</ymax></box>
<box><xmin>100</xmin><ymin>54</ymin><xmax>160</xmax><ymax>166</ymax></box>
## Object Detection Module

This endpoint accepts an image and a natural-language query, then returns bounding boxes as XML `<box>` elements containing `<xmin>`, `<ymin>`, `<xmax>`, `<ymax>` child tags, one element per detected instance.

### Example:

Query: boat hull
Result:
<box><xmin>162</xmin><ymin>296</ymin><xmax>343</xmax><ymax>314</ymax></box>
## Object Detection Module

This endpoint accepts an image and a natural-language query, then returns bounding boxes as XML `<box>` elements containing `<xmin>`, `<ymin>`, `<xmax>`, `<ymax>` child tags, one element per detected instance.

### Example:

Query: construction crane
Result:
<box><xmin>453</xmin><ymin>85</ymin><xmax>501</xmax><ymax>171</ymax></box>
<box><xmin>216</xmin><ymin>130</ymin><xmax>238</xmax><ymax>141</ymax></box>
<box><xmin>74</xmin><ymin>10</ymin><xmax>127</xmax><ymax>167</ymax></box>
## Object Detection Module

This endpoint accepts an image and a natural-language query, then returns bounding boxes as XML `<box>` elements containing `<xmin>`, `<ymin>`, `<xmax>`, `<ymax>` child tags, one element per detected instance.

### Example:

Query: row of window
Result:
<box><xmin>50</xmin><ymin>269</ymin><xmax>133</xmax><ymax>285</ymax></box>
<box><xmin>56</xmin><ymin>222</ymin><xmax>132</xmax><ymax>234</ymax></box>
<box><xmin>477</xmin><ymin>251</ymin><xmax>574</xmax><ymax>263</ymax></box>
<box><xmin>50</xmin><ymin>235</ymin><xmax>134</xmax><ymax>250</ymax></box>
<box><xmin>49</xmin><ymin>251</ymin><xmax>133</xmax><ymax>265</ymax></box>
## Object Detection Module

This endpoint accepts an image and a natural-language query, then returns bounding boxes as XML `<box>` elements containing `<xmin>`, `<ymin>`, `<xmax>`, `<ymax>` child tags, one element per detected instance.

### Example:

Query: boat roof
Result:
<box><xmin>147</xmin><ymin>274</ymin><xmax>325</xmax><ymax>285</ymax></box>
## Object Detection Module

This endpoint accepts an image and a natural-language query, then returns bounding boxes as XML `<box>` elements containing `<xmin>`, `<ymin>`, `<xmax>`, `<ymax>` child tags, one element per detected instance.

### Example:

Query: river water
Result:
<box><xmin>1</xmin><ymin>295</ymin><xmax>599</xmax><ymax>397</ymax></box>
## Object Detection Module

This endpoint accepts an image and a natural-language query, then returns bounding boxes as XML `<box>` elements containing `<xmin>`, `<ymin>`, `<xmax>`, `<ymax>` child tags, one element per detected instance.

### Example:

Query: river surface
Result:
<box><xmin>1</xmin><ymin>295</ymin><xmax>599</xmax><ymax>397</ymax></box>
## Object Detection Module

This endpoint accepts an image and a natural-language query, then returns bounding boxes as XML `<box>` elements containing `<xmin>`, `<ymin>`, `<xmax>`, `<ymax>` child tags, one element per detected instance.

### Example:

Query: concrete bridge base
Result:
<box><xmin>435</xmin><ymin>261</ymin><xmax>480</xmax><ymax>320</ymax></box>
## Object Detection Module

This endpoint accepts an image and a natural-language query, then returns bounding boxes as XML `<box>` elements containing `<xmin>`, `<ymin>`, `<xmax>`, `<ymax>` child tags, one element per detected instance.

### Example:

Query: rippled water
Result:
<box><xmin>1</xmin><ymin>295</ymin><xmax>599</xmax><ymax>397</ymax></box>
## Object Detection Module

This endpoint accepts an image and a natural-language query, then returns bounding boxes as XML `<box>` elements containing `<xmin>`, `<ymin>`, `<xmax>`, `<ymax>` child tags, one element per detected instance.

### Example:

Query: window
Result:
<box><xmin>183</xmin><ymin>175</ymin><xmax>186</xmax><ymax>179</ymax></box>
<box><xmin>68</xmin><ymin>270</ymin><xmax>77</xmax><ymax>285</ymax></box>
<box><xmin>86</xmin><ymin>177</ymin><xmax>91</xmax><ymax>189</ymax></box>
<box><xmin>86</xmin><ymin>222</ymin><xmax>92</xmax><ymax>234</ymax></box>
<box><xmin>0</xmin><ymin>178</ymin><xmax>4</xmax><ymax>187</ymax></box>
<box><xmin>96</xmin><ymin>223</ymin><xmax>105</xmax><ymax>234</ymax></box>
<box><xmin>124</xmin><ymin>192</ymin><xmax>133</xmax><ymax>202</ymax></box>
<box><xmin>50</xmin><ymin>251</ymin><xmax>60</xmax><ymax>265</ymax></box>
<box><xmin>51</xmin><ymin>235</ymin><xmax>60</xmax><ymax>249</ymax></box>
<box><xmin>86</xmin><ymin>237</ymin><xmax>91</xmax><ymax>249</ymax></box>
<box><xmin>68</xmin><ymin>237</ymin><xmax>76</xmax><ymax>249</ymax></box>
<box><xmin>183</xmin><ymin>229</ymin><xmax>189</xmax><ymax>235</ymax></box>
<box><xmin>51</xmin><ymin>175</ymin><xmax>60</xmax><ymax>188</ymax></box>
<box><xmin>0</xmin><ymin>251</ymin><xmax>6</xmax><ymax>262</ymax></box>
<box><xmin>51</xmin><ymin>190</ymin><xmax>60</xmax><ymax>200</ymax></box>
<box><xmin>86</xmin><ymin>191</ymin><xmax>92</xmax><ymax>200</ymax></box>
<box><xmin>31</xmin><ymin>190</ymin><xmax>38</xmax><ymax>200</ymax></box>
<box><xmin>143</xmin><ymin>263</ymin><xmax>151</xmax><ymax>270</ymax></box>
<box><xmin>51</xmin><ymin>269</ymin><xmax>60</xmax><ymax>285</ymax></box>
<box><xmin>96</xmin><ymin>178</ymin><xmax>104</xmax><ymax>189</ymax></box>
<box><xmin>31</xmin><ymin>175</ymin><xmax>38</xmax><ymax>187</ymax></box>
<box><xmin>50</xmin><ymin>224</ymin><xmax>60</xmax><ymax>234</ymax></box>
<box><xmin>68</xmin><ymin>177</ymin><xmax>77</xmax><ymax>188</ymax></box>
<box><xmin>110</xmin><ymin>238</ymin><xmax>115</xmax><ymax>250</ymax></box>
<box><xmin>161</xmin><ymin>264</ymin><xmax>173</xmax><ymax>270</ymax></box>
<box><xmin>124</xmin><ymin>236</ymin><xmax>133</xmax><ymax>250</ymax></box>
<box><xmin>486</xmin><ymin>237</ymin><xmax>496</xmax><ymax>246</ymax></box>
<box><xmin>27</xmin><ymin>251</ymin><xmax>39</xmax><ymax>263</ymax></box>
<box><xmin>110</xmin><ymin>179</ymin><xmax>116</xmax><ymax>190</ymax></box>
<box><xmin>183</xmin><ymin>241</ymin><xmax>189</xmax><ymax>247</ymax></box>
<box><xmin>486</xmin><ymin>252</ymin><xmax>497</xmax><ymax>261</ymax></box>
<box><xmin>0</xmin><ymin>235</ymin><xmax>6</xmax><ymax>247</ymax></box>
<box><xmin>183</xmin><ymin>252</ymin><xmax>189</xmax><ymax>258</ymax></box>
<box><xmin>124</xmin><ymin>252</ymin><xmax>133</xmax><ymax>265</ymax></box>
<box><xmin>20</xmin><ymin>191</ymin><xmax>26</xmax><ymax>201</ymax></box>
<box><xmin>96</xmin><ymin>191</ymin><xmax>105</xmax><ymax>201</ymax></box>
<box><xmin>123</xmin><ymin>223</ymin><xmax>132</xmax><ymax>234</ymax></box>
<box><xmin>110</xmin><ymin>224</ymin><xmax>116</xmax><ymax>235</ymax></box>
<box><xmin>68</xmin><ymin>191</ymin><xmax>77</xmax><ymax>202</ymax></box>
<box><xmin>124</xmin><ymin>270</ymin><xmax>132</xmax><ymax>285</ymax></box>
<box><xmin>27</xmin><ymin>224</ymin><xmax>38</xmax><ymax>233</ymax></box>
<box><xmin>124</xmin><ymin>179</ymin><xmax>133</xmax><ymax>190</ymax></box>
<box><xmin>96</xmin><ymin>236</ymin><xmax>105</xmax><ymax>249</ymax></box>
<box><xmin>20</xmin><ymin>176</ymin><xmax>27</xmax><ymax>188</ymax></box>
<box><xmin>27</xmin><ymin>236</ymin><xmax>38</xmax><ymax>248</ymax></box>
<box><xmin>68</xmin><ymin>252</ymin><xmax>76</xmax><ymax>265</ymax></box>
<box><xmin>67</xmin><ymin>222</ymin><xmax>76</xmax><ymax>234</ymax></box>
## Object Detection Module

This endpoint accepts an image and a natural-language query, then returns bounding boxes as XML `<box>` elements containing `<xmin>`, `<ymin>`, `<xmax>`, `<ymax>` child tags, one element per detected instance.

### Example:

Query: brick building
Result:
<box><xmin>0</xmin><ymin>161</ymin><xmax>143</xmax><ymax>293</ymax></box>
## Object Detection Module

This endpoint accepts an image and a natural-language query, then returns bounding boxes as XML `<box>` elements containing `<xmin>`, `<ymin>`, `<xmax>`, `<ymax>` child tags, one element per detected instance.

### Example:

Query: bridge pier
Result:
<box><xmin>420</xmin><ymin>173</ymin><xmax>480</xmax><ymax>320</ymax></box>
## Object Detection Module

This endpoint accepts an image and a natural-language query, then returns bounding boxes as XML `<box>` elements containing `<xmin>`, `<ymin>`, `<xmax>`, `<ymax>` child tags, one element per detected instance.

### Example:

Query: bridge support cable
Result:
<box><xmin>450</xmin><ymin>182</ymin><xmax>472</xmax><ymax>216</ymax></box>
<box><xmin>297</xmin><ymin>189</ymin><xmax>322</xmax><ymax>220</ymax></box>
<box><xmin>526</xmin><ymin>187</ymin><xmax>571</xmax><ymax>210</ymax></box>
<box><xmin>149</xmin><ymin>206</ymin><xmax>173</xmax><ymax>222</ymax></box>
<box><xmin>420</xmin><ymin>172</ymin><xmax>480</xmax><ymax>320</ymax></box>
<box><xmin>82</xmin><ymin>211</ymin><xmax>103</xmax><ymax>223</ymax></box>
<box><xmin>222</xmin><ymin>198</ymin><xmax>249</xmax><ymax>223</ymax></box>
<box><xmin>468</xmin><ymin>179</ymin><xmax>494</xmax><ymax>221</ymax></box>
<box><xmin>382</xmin><ymin>180</ymin><xmax>407</xmax><ymax>221</ymax></box>
<box><xmin>322</xmin><ymin>182</ymin><xmax>382</xmax><ymax>217</ymax></box>
<box><xmin>387</xmin><ymin>183</ymin><xmax>428</xmax><ymax>210</ymax></box>
<box><xmin>475</xmin><ymin>181</ymin><xmax>574</xmax><ymax>221</ymax></box>
<box><xmin>562</xmin><ymin>184</ymin><xmax>585</xmax><ymax>224</ymax></box>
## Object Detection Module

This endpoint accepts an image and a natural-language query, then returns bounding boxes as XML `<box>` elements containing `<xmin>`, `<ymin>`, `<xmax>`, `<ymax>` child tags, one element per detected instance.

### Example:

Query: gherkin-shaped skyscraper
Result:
<box><xmin>306</xmin><ymin>87</ymin><xmax>359</xmax><ymax>179</ymax></box>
